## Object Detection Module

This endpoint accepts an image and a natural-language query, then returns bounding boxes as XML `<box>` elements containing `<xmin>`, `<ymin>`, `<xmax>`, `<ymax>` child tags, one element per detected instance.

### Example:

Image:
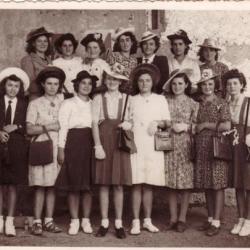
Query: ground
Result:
<box><xmin>0</xmin><ymin>206</ymin><xmax>250</xmax><ymax>247</ymax></box>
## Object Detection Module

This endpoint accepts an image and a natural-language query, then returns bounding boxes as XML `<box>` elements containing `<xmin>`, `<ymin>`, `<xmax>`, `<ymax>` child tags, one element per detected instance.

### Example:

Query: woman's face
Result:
<box><xmin>200</xmin><ymin>79</ymin><xmax>215</xmax><ymax>96</ymax></box>
<box><xmin>203</xmin><ymin>47</ymin><xmax>217</xmax><ymax>62</ymax></box>
<box><xmin>171</xmin><ymin>77</ymin><xmax>187</xmax><ymax>96</ymax></box>
<box><xmin>61</xmin><ymin>40</ymin><xmax>74</xmax><ymax>57</ymax></box>
<box><xmin>86</xmin><ymin>41</ymin><xmax>101</xmax><ymax>59</ymax></box>
<box><xmin>226</xmin><ymin>78</ymin><xmax>243</xmax><ymax>96</ymax></box>
<box><xmin>78</xmin><ymin>78</ymin><xmax>93</xmax><ymax>96</ymax></box>
<box><xmin>171</xmin><ymin>39</ymin><xmax>187</xmax><ymax>56</ymax></box>
<box><xmin>142</xmin><ymin>39</ymin><xmax>157</xmax><ymax>57</ymax></box>
<box><xmin>119</xmin><ymin>35</ymin><xmax>132</xmax><ymax>53</ymax></box>
<box><xmin>5</xmin><ymin>79</ymin><xmax>21</xmax><ymax>99</ymax></box>
<box><xmin>138</xmin><ymin>73</ymin><xmax>153</xmax><ymax>94</ymax></box>
<box><xmin>105</xmin><ymin>74</ymin><xmax>121</xmax><ymax>91</ymax></box>
<box><xmin>42</xmin><ymin>77</ymin><xmax>60</xmax><ymax>96</ymax></box>
<box><xmin>33</xmin><ymin>35</ymin><xmax>49</xmax><ymax>54</ymax></box>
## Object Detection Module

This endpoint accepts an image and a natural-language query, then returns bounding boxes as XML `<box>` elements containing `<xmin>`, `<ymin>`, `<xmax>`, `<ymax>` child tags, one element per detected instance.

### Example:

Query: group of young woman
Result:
<box><xmin>0</xmin><ymin>26</ymin><xmax>249</xmax><ymax>240</ymax></box>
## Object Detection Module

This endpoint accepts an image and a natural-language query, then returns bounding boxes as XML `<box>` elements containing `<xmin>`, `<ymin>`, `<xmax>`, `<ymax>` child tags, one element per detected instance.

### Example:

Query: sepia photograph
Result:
<box><xmin>0</xmin><ymin>2</ymin><xmax>250</xmax><ymax>248</ymax></box>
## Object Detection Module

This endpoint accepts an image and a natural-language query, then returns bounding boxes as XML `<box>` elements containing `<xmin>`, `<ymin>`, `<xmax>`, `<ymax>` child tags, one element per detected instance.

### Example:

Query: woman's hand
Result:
<box><xmin>45</xmin><ymin>121</ymin><xmax>60</xmax><ymax>132</ymax></box>
<box><xmin>147</xmin><ymin>121</ymin><xmax>158</xmax><ymax>136</ymax></box>
<box><xmin>0</xmin><ymin>131</ymin><xmax>9</xmax><ymax>143</ymax></box>
<box><xmin>172</xmin><ymin>123</ymin><xmax>189</xmax><ymax>133</ymax></box>
<box><xmin>57</xmin><ymin>147</ymin><xmax>65</xmax><ymax>166</ymax></box>
<box><xmin>3</xmin><ymin>124</ymin><xmax>18</xmax><ymax>133</ymax></box>
<box><xmin>196</xmin><ymin>122</ymin><xmax>207</xmax><ymax>133</ymax></box>
<box><xmin>95</xmin><ymin>145</ymin><xmax>106</xmax><ymax>160</ymax></box>
<box><xmin>118</xmin><ymin>121</ymin><xmax>132</xmax><ymax>131</ymax></box>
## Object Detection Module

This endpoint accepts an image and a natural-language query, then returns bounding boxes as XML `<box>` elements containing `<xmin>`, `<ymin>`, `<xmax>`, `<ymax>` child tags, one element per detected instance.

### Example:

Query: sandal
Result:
<box><xmin>44</xmin><ymin>221</ymin><xmax>62</xmax><ymax>233</ymax></box>
<box><xmin>31</xmin><ymin>222</ymin><xmax>43</xmax><ymax>236</ymax></box>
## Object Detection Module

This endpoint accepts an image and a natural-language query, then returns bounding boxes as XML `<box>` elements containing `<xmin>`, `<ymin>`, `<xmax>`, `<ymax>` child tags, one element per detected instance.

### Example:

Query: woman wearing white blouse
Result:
<box><xmin>56</xmin><ymin>70</ymin><xmax>98</xmax><ymax>235</ymax></box>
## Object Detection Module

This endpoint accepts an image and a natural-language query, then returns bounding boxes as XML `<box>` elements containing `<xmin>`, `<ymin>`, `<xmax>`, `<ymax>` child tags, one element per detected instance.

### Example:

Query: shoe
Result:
<box><xmin>143</xmin><ymin>220</ymin><xmax>159</xmax><ymax>233</ymax></box>
<box><xmin>43</xmin><ymin>220</ymin><xmax>62</xmax><ymax>233</ymax></box>
<box><xmin>5</xmin><ymin>220</ymin><xmax>16</xmax><ymax>237</ymax></box>
<box><xmin>239</xmin><ymin>221</ymin><xmax>250</xmax><ymax>237</ymax></box>
<box><xmin>205</xmin><ymin>225</ymin><xmax>220</xmax><ymax>236</ymax></box>
<box><xmin>198</xmin><ymin>221</ymin><xmax>211</xmax><ymax>231</ymax></box>
<box><xmin>176</xmin><ymin>221</ymin><xmax>187</xmax><ymax>233</ymax></box>
<box><xmin>165</xmin><ymin>221</ymin><xmax>177</xmax><ymax>231</ymax></box>
<box><xmin>81</xmin><ymin>221</ymin><xmax>93</xmax><ymax>234</ymax></box>
<box><xmin>68</xmin><ymin>219</ymin><xmax>80</xmax><ymax>235</ymax></box>
<box><xmin>95</xmin><ymin>226</ymin><xmax>108</xmax><ymax>237</ymax></box>
<box><xmin>130</xmin><ymin>219</ymin><xmax>140</xmax><ymax>235</ymax></box>
<box><xmin>0</xmin><ymin>217</ymin><xmax>4</xmax><ymax>234</ymax></box>
<box><xmin>31</xmin><ymin>222</ymin><xmax>43</xmax><ymax>236</ymax></box>
<box><xmin>115</xmin><ymin>227</ymin><xmax>126</xmax><ymax>239</ymax></box>
<box><xmin>231</xmin><ymin>221</ymin><xmax>244</xmax><ymax>235</ymax></box>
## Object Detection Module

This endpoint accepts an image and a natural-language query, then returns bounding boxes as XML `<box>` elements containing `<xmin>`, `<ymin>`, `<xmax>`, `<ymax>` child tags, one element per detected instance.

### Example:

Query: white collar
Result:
<box><xmin>4</xmin><ymin>95</ymin><xmax>17</xmax><ymax>106</ymax></box>
<box><xmin>142</xmin><ymin>54</ymin><xmax>156</xmax><ymax>63</ymax></box>
<box><xmin>75</xmin><ymin>95</ymin><xmax>91</xmax><ymax>104</ymax></box>
<box><xmin>104</xmin><ymin>91</ymin><xmax>122</xmax><ymax>99</ymax></box>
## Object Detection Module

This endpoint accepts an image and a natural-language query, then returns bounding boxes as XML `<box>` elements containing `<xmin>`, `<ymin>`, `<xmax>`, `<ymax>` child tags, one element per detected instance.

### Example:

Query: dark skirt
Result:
<box><xmin>94</xmin><ymin>119</ymin><xmax>132</xmax><ymax>185</ymax></box>
<box><xmin>56</xmin><ymin>128</ymin><xmax>93</xmax><ymax>191</ymax></box>
<box><xmin>0</xmin><ymin>133</ymin><xmax>28</xmax><ymax>185</ymax></box>
<box><xmin>231</xmin><ymin>124</ymin><xmax>250</xmax><ymax>190</ymax></box>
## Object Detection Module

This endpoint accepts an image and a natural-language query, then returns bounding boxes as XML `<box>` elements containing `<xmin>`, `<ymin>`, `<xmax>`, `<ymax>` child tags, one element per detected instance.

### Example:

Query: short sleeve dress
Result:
<box><xmin>194</xmin><ymin>95</ymin><xmax>231</xmax><ymax>189</ymax></box>
<box><xmin>164</xmin><ymin>95</ymin><xmax>199</xmax><ymax>189</ymax></box>
<box><xmin>26</xmin><ymin>94</ymin><xmax>64</xmax><ymax>186</ymax></box>
<box><xmin>130</xmin><ymin>93</ymin><xmax>171</xmax><ymax>186</ymax></box>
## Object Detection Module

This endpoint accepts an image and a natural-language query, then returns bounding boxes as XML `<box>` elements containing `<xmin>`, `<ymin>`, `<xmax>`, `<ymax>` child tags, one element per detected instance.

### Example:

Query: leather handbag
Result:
<box><xmin>29</xmin><ymin>126</ymin><xmax>53</xmax><ymax>166</ymax></box>
<box><xmin>243</xmin><ymin>97</ymin><xmax>250</xmax><ymax>162</ymax></box>
<box><xmin>118</xmin><ymin>94</ymin><xmax>137</xmax><ymax>154</ymax></box>
<box><xmin>154</xmin><ymin>129</ymin><xmax>174</xmax><ymax>151</ymax></box>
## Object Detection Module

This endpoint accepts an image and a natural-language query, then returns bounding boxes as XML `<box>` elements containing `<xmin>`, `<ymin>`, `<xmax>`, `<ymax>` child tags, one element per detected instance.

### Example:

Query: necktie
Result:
<box><xmin>5</xmin><ymin>100</ymin><xmax>12</xmax><ymax>125</ymax></box>
<box><xmin>144</xmin><ymin>58</ymin><xmax>149</xmax><ymax>63</ymax></box>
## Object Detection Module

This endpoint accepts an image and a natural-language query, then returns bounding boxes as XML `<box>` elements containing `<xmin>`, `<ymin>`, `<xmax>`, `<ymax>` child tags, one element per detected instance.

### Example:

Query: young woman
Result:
<box><xmin>52</xmin><ymin>33</ymin><xmax>83</xmax><ymax>96</ymax></box>
<box><xmin>163</xmin><ymin>69</ymin><xmax>198</xmax><ymax>232</ymax></box>
<box><xmin>107</xmin><ymin>27</ymin><xmax>138</xmax><ymax>94</ymax></box>
<box><xmin>92</xmin><ymin>66</ymin><xmax>132</xmax><ymax>239</ymax></box>
<box><xmin>0</xmin><ymin>68</ymin><xmax>29</xmax><ymax>236</ymax></box>
<box><xmin>167</xmin><ymin>29</ymin><xmax>201</xmax><ymax>92</ymax></box>
<box><xmin>198</xmin><ymin>38</ymin><xmax>229</xmax><ymax>98</ymax></box>
<box><xmin>81</xmin><ymin>33</ymin><xmax>109</xmax><ymax>93</ymax></box>
<box><xmin>224</xmin><ymin>69</ymin><xmax>250</xmax><ymax>236</ymax></box>
<box><xmin>56</xmin><ymin>70</ymin><xmax>98</xmax><ymax>235</ymax></box>
<box><xmin>195</xmin><ymin>68</ymin><xmax>231</xmax><ymax>236</ymax></box>
<box><xmin>138</xmin><ymin>31</ymin><xmax>169</xmax><ymax>94</ymax></box>
<box><xmin>130</xmin><ymin>64</ymin><xmax>171</xmax><ymax>235</ymax></box>
<box><xmin>26</xmin><ymin>66</ymin><xmax>65</xmax><ymax>236</ymax></box>
<box><xmin>21</xmin><ymin>27</ymin><xmax>52</xmax><ymax>100</ymax></box>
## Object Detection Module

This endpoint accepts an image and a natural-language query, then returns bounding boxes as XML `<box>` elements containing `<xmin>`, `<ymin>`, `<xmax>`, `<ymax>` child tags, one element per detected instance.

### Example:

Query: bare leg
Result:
<box><xmin>132</xmin><ymin>185</ymin><xmax>142</xmax><ymax>219</ymax></box>
<box><xmin>7</xmin><ymin>185</ymin><xmax>17</xmax><ymax>217</ymax></box>
<box><xmin>34</xmin><ymin>187</ymin><xmax>45</xmax><ymax>220</ymax></box>
<box><xmin>45</xmin><ymin>187</ymin><xmax>56</xmax><ymax>218</ymax></box>
<box><xmin>68</xmin><ymin>191</ymin><xmax>80</xmax><ymax>219</ymax></box>
<box><xmin>99</xmin><ymin>185</ymin><xmax>109</xmax><ymax>219</ymax></box>
<box><xmin>81</xmin><ymin>191</ymin><xmax>92</xmax><ymax>218</ymax></box>
<box><xmin>142</xmin><ymin>185</ymin><xmax>153</xmax><ymax>218</ymax></box>
<box><xmin>168</xmin><ymin>189</ymin><xmax>178</xmax><ymax>223</ymax></box>
<box><xmin>113</xmin><ymin>185</ymin><xmax>123</xmax><ymax>220</ymax></box>
<box><xmin>179</xmin><ymin>190</ymin><xmax>191</xmax><ymax>223</ymax></box>
<box><xmin>214</xmin><ymin>189</ymin><xmax>224</xmax><ymax>221</ymax></box>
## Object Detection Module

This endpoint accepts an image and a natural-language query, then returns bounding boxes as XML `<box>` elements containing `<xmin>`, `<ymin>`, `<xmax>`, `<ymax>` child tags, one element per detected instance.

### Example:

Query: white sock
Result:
<box><xmin>101</xmin><ymin>218</ymin><xmax>109</xmax><ymax>228</ymax></box>
<box><xmin>115</xmin><ymin>219</ymin><xmax>122</xmax><ymax>229</ymax></box>
<box><xmin>0</xmin><ymin>215</ymin><xmax>3</xmax><ymax>220</ymax></box>
<box><xmin>144</xmin><ymin>218</ymin><xmax>152</xmax><ymax>224</ymax></box>
<box><xmin>44</xmin><ymin>217</ymin><xmax>53</xmax><ymax>224</ymax></box>
<box><xmin>244</xmin><ymin>219</ymin><xmax>250</xmax><ymax>225</ymax></box>
<box><xmin>211</xmin><ymin>219</ymin><xmax>220</xmax><ymax>228</ymax></box>
<box><xmin>238</xmin><ymin>218</ymin><xmax>245</xmax><ymax>224</ymax></box>
<box><xmin>6</xmin><ymin>216</ymin><xmax>14</xmax><ymax>223</ymax></box>
<box><xmin>33</xmin><ymin>219</ymin><xmax>42</xmax><ymax>224</ymax></box>
<box><xmin>208</xmin><ymin>217</ymin><xmax>213</xmax><ymax>223</ymax></box>
<box><xmin>82</xmin><ymin>218</ymin><xmax>90</xmax><ymax>225</ymax></box>
<box><xmin>71</xmin><ymin>218</ymin><xmax>79</xmax><ymax>223</ymax></box>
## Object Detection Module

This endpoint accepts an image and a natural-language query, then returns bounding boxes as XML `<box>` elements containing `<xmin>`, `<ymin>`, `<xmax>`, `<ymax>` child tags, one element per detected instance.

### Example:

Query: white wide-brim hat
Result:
<box><xmin>140</xmin><ymin>31</ymin><xmax>158</xmax><ymax>44</ymax></box>
<box><xmin>104</xmin><ymin>64</ymin><xmax>128</xmax><ymax>81</ymax></box>
<box><xmin>112</xmin><ymin>27</ymin><xmax>135</xmax><ymax>41</ymax></box>
<box><xmin>0</xmin><ymin>67</ymin><xmax>30</xmax><ymax>91</ymax></box>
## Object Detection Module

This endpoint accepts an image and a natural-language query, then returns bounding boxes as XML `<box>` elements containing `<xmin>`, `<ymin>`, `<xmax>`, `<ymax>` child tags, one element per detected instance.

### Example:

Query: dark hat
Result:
<box><xmin>36</xmin><ymin>66</ymin><xmax>66</xmax><ymax>86</ymax></box>
<box><xmin>80</xmin><ymin>33</ymin><xmax>104</xmax><ymax>47</ymax></box>
<box><xmin>72</xmin><ymin>70</ymin><xmax>99</xmax><ymax>84</ymax></box>
<box><xmin>167</xmin><ymin>29</ymin><xmax>192</xmax><ymax>45</ymax></box>
<box><xmin>130</xmin><ymin>63</ymin><xmax>161</xmax><ymax>88</ymax></box>
<box><xmin>54</xmin><ymin>33</ymin><xmax>78</xmax><ymax>53</ymax></box>
<box><xmin>26</xmin><ymin>27</ymin><xmax>53</xmax><ymax>43</ymax></box>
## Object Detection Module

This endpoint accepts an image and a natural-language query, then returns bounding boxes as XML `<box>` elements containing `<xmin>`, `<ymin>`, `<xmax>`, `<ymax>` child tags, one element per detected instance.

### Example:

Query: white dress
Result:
<box><xmin>130</xmin><ymin>93</ymin><xmax>171</xmax><ymax>186</ymax></box>
<box><xmin>52</xmin><ymin>56</ymin><xmax>83</xmax><ymax>94</ymax></box>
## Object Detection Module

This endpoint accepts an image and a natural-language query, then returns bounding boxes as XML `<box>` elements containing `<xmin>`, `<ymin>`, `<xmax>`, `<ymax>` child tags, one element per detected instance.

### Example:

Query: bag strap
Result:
<box><xmin>32</xmin><ymin>125</ymin><xmax>52</xmax><ymax>142</ymax></box>
<box><xmin>62</xmin><ymin>84</ymin><xmax>70</xmax><ymax>94</ymax></box>
<box><xmin>243</xmin><ymin>97</ymin><xmax>250</xmax><ymax>143</ymax></box>
<box><xmin>121</xmin><ymin>94</ymin><xmax>129</xmax><ymax>122</ymax></box>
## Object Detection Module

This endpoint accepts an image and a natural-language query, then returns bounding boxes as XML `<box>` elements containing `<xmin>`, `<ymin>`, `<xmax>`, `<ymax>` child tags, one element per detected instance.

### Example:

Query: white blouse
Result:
<box><xmin>58</xmin><ymin>96</ymin><xmax>92</xmax><ymax>148</ymax></box>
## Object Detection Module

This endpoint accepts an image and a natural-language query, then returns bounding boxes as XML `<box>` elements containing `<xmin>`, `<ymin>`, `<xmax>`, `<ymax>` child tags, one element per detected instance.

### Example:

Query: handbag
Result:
<box><xmin>29</xmin><ymin>126</ymin><xmax>53</xmax><ymax>166</ymax></box>
<box><xmin>118</xmin><ymin>94</ymin><xmax>137</xmax><ymax>154</ymax></box>
<box><xmin>243</xmin><ymin>97</ymin><xmax>250</xmax><ymax>162</ymax></box>
<box><xmin>154</xmin><ymin>129</ymin><xmax>174</xmax><ymax>151</ymax></box>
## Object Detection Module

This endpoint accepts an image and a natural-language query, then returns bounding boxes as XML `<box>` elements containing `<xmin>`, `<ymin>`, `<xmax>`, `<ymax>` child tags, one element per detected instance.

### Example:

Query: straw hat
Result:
<box><xmin>197</xmin><ymin>68</ymin><xmax>218</xmax><ymax>85</ymax></box>
<box><xmin>198</xmin><ymin>38</ymin><xmax>221</xmax><ymax>51</ymax></box>
<box><xmin>140</xmin><ymin>31</ymin><xmax>158</xmax><ymax>44</ymax></box>
<box><xmin>112</xmin><ymin>27</ymin><xmax>135</xmax><ymax>41</ymax></box>
<box><xmin>104</xmin><ymin>63</ymin><xmax>129</xmax><ymax>81</ymax></box>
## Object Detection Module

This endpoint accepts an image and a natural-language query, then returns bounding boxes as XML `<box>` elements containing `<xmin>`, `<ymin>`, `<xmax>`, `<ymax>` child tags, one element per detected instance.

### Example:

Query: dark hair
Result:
<box><xmin>73</xmin><ymin>77</ymin><xmax>97</xmax><ymax>95</ymax></box>
<box><xmin>40</xmin><ymin>75</ymin><xmax>63</xmax><ymax>95</ymax></box>
<box><xmin>85</xmin><ymin>40</ymin><xmax>106</xmax><ymax>56</ymax></box>
<box><xmin>113</xmin><ymin>32</ymin><xmax>138</xmax><ymax>55</ymax></box>
<box><xmin>222</xmin><ymin>68</ymin><xmax>247</xmax><ymax>93</ymax></box>
<box><xmin>56</xmin><ymin>39</ymin><xmax>78</xmax><ymax>55</ymax></box>
<box><xmin>170</xmin><ymin>39</ymin><xmax>190</xmax><ymax>55</ymax></box>
<box><xmin>25</xmin><ymin>35</ymin><xmax>51</xmax><ymax>56</ymax></box>
<box><xmin>169</xmin><ymin>73</ymin><xmax>192</xmax><ymax>96</ymax></box>
<box><xmin>197</xmin><ymin>77</ymin><xmax>221</xmax><ymax>95</ymax></box>
<box><xmin>133</xmin><ymin>69</ymin><xmax>158</xmax><ymax>95</ymax></box>
<box><xmin>140</xmin><ymin>36</ymin><xmax>160</xmax><ymax>54</ymax></box>
<box><xmin>198</xmin><ymin>47</ymin><xmax>219</xmax><ymax>63</ymax></box>
<box><xmin>0</xmin><ymin>75</ymin><xmax>25</xmax><ymax>98</ymax></box>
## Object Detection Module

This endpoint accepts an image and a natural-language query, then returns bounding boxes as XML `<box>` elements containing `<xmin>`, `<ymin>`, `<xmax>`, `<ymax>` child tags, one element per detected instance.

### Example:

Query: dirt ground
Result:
<box><xmin>0</xmin><ymin>206</ymin><xmax>250</xmax><ymax>247</ymax></box>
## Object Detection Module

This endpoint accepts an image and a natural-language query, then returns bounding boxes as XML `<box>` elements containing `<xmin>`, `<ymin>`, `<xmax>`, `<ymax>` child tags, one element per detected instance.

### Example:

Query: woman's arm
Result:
<box><xmin>26</xmin><ymin>122</ymin><xmax>60</xmax><ymax>136</ymax></box>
